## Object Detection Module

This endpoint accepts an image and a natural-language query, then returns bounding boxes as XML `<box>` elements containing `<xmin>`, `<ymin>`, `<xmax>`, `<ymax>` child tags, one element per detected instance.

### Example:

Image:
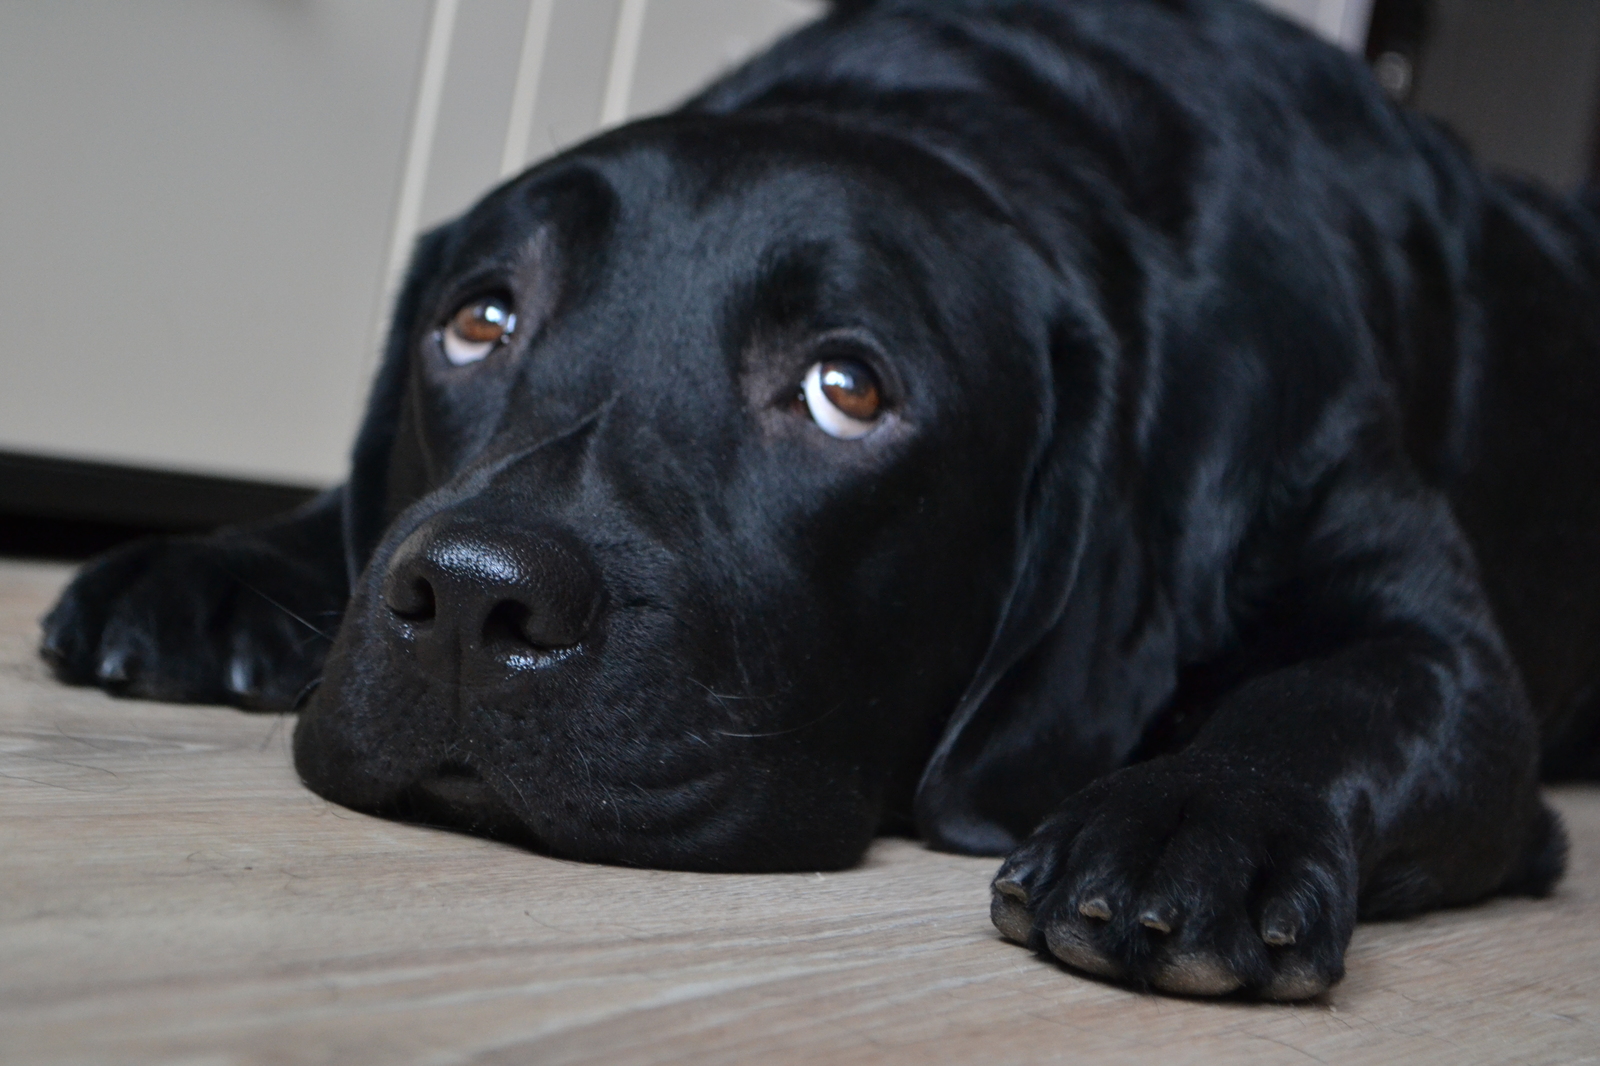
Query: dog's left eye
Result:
<box><xmin>802</xmin><ymin>358</ymin><xmax>882</xmax><ymax>439</ymax></box>
<box><xmin>441</xmin><ymin>298</ymin><xmax>516</xmax><ymax>365</ymax></box>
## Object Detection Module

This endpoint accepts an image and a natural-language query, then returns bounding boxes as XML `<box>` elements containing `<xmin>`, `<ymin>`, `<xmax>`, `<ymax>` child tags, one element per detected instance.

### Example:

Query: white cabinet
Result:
<box><xmin>1259</xmin><ymin>0</ymin><xmax>1374</xmax><ymax>51</ymax></box>
<box><xmin>0</xmin><ymin>2</ymin><xmax>434</xmax><ymax>487</ymax></box>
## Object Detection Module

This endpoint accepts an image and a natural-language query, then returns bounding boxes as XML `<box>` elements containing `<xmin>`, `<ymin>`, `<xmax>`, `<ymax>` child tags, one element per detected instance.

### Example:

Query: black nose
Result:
<box><xmin>382</xmin><ymin>517</ymin><xmax>603</xmax><ymax>676</ymax></box>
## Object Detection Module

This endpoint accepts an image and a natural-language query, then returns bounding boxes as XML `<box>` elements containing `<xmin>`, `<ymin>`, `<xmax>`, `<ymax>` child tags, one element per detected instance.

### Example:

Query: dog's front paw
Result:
<box><xmin>990</xmin><ymin>755</ymin><xmax>1357</xmax><ymax>1000</ymax></box>
<box><xmin>40</xmin><ymin>536</ymin><xmax>341</xmax><ymax>709</ymax></box>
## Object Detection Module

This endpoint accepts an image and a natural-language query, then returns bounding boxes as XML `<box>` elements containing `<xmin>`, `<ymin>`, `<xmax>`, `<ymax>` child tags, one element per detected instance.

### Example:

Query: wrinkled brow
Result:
<box><xmin>720</xmin><ymin>240</ymin><xmax>832</xmax><ymax>355</ymax></box>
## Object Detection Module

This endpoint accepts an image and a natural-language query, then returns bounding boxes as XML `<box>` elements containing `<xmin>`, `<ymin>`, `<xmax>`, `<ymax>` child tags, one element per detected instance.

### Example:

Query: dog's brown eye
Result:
<box><xmin>442</xmin><ymin>298</ymin><xmax>516</xmax><ymax>366</ymax></box>
<box><xmin>802</xmin><ymin>359</ymin><xmax>882</xmax><ymax>439</ymax></box>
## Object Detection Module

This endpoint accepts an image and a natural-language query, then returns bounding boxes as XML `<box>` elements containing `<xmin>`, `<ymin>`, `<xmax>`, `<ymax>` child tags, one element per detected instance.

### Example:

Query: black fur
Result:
<box><xmin>41</xmin><ymin>0</ymin><xmax>1597</xmax><ymax>999</ymax></box>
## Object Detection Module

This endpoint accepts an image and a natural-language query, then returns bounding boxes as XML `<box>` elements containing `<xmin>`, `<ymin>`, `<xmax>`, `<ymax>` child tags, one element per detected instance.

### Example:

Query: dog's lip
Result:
<box><xmin>408</xmin><ymin>755</ymin><xmax>731</xmax><ymax>822</ymax></box>
<box><xmin>415</xmin><ymin>762</ymin><xmax>496</xmax><ymax>808</ymax></box>
<box><xmin>393</xmin><ymin>762</ymin><xmax>550</xmax><ymax>849</ymax></box>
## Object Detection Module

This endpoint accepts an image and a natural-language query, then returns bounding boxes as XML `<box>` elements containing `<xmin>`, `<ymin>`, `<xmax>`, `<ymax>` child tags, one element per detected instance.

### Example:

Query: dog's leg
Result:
<box><xmin>988</xmin><ymin>467</ymin><xmax>1566</xmax><ymax>999</ymax></box>
<box><xmin>39</xmin><ymin>488</ymin><xmax>349</xmax><ymax>710</ymax></box>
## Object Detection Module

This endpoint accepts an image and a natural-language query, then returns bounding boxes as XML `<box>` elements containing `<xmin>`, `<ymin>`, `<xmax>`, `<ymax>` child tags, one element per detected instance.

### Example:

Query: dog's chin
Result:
<box><xmin>292</xmin><ymin>684</ymin><xmax>880</xmax><ymax>873</ymax></box>
<box><xmin>387</xmin><ymin>762</ymin><xmax>550</xmax><ymax>851</ymax></box>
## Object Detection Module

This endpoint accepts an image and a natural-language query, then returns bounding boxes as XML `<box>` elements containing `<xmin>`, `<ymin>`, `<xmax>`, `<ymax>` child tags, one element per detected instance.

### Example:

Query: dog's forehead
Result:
<box><xmin>464</xmin><ymin>118</ymin><xmax>995</xmax><ymax>276</ymax></box>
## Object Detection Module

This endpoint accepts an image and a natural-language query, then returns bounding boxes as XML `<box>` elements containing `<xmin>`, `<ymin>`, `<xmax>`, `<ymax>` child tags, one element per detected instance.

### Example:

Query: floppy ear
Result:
<box><xmin>913</xmin><ymin>307</ymin><xmax>1175</xmax><ymax>855</ymax></box>
<box><xmin>341</xmin><ymin>225</ymin><xmax>455</xmax><ymax>583</ymax></box>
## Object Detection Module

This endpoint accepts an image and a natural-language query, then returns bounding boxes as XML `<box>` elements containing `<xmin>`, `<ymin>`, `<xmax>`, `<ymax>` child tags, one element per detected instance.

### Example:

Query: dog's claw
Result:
<box><xmin>97</xmin><ymin>650</ymin><xmax>134</xmax><ymax>686</ymax></box>
<box><xmin>1139</xmin><ymin>909</ymin><xmax>1173</xmax><ymax>934</ymax></box>
<box><xmin>993</xmin><ymin>877</ymin><xmax>1030</xmax><ymax>904</ymax></box>
<box><xmin>1078</xmin><ymin>896</ymin><xmax>1112</xmax><ymax>921</ymax></box>
<box><xmin>1261</xmin><ymin>900</ymin><xmax>1300</xmax><ymax>947</ymax></box>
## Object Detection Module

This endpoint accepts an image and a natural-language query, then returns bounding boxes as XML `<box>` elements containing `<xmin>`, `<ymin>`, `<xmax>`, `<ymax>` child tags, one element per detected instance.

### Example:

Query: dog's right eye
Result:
<box><xmin>441</xmin><ymin>298</ymin><xmax>516</xmax><ymax>366</ymax></box>
<box><xmin>801</xmin><ymin>358</ymin><xmax>883</xmax><ymax>439</ymax></box>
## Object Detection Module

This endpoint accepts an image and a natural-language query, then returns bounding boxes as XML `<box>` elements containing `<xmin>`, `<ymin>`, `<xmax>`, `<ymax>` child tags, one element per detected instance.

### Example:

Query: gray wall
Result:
<box><xmin>1414</xmin><ymin>0</ymin><xmax>1600</xmax><ymax>191</ymax></box>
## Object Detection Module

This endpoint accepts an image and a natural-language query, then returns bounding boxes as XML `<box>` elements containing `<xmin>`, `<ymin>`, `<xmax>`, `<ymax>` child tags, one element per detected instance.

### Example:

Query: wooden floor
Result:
<box><xmin>2</xmin><ymin>559</ymin><xmax>1597</xmax><ymax>1065</ymax></box>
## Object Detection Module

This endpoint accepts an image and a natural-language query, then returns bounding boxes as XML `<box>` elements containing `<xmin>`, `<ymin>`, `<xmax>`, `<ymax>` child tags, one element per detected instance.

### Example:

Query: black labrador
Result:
<box><xmin>40</xmin><ymin>0</ymin><xmax>1600</xmax><ymax>1000</ymax></box>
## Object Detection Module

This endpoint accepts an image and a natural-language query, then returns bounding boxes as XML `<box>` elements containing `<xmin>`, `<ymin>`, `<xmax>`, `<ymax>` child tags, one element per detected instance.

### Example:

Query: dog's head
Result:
<box><xmin>294</xmin><ymin>109</ymin><xmax>1120</xmax><ymax>871</ymax></box>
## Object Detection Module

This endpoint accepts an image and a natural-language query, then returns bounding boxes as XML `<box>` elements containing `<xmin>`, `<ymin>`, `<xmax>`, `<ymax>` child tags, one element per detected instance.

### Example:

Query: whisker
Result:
<box><xmin>259</xmin><ymin>711</ymin><xmax>291</xmax><ymax>751</ymax></box>
<box><xmin>687</xmin><ymin>677</ymin><xmax>769</xmax><ymax>702</ymax></box>
<box><xmin>490</xmin><ymin>764</ymin><xmax>532</xmax><ymax>813</ymax></box>
<box><xmin>712</xmin><ymin>700</ymin><xmax>846</xmax><ymax>739</ymax></box>
<box><xmin>291</xmin><ymin>676</ymin><xmax>323</xmax><ymax>710</ymax></box>
<box><xmin>224</xmin><ymin>570</ymin><xmax>335</xmax><ymax>642</ymax></box>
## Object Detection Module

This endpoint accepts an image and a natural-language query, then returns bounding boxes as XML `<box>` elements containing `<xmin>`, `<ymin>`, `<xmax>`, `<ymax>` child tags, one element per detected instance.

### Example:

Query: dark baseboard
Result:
<box><xmin>0</xmin><ymin>514</ymin><xmax>178</xmax><ymax>561</ymax></box>
<box><xmin>0</xmin><ymin>450</ymin><xmax>323</xmax><ymax>561</ymax></box>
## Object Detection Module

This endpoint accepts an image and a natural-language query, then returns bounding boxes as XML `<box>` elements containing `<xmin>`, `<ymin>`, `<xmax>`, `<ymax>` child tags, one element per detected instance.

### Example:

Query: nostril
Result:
<box><xmin>388</xmin><ymin>575</ymin><xmax>437</xmax><ymax>622</ymax></box>
<box><xmin>482</xmin><ymin>597</ymin><xmax>586</xmax><ymax>653</ymax></box>
<box><xmin>483</xmin><ymin>599</ymin><xmax>537</xmax><ymax>649</ymax></box>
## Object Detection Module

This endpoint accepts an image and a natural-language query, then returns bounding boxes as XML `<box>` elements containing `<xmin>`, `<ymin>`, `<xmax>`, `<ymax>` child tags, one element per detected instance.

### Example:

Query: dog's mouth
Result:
<box><xmin>415</xmin><ymin>760</ymin><xmax>495</xmax><ymax>808</ymax></box>
<box><xmin>386</xmin><ymin>761</ymin><xmax>550</xmax><ymax>851</ymax></box>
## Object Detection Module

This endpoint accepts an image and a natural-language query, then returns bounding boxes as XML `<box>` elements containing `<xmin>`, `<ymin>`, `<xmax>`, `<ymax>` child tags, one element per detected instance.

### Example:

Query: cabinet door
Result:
<box><xmin>1260</xmin><ymin>0</ymin><xmax>1374</xmax><ymax>49</ymax></box>
<box><xmin>0</xmin><ymin>2</ymin><xmax>433</xmax><ymax>486</ymax></box>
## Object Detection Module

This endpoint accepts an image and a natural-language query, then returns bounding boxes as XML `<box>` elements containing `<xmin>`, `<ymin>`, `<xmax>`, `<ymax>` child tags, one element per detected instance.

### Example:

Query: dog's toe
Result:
<box><xmin>990</xmin><ymin>877</ymin><xmax>1037</xmax><ymax>944</ymax></box>
<box><xmin>1040</xmin><ymin>909</ymin><xmax>1128</xmax><ymax>980</ymax></box>
<box><xmin>1262</xmin><ymin>960</ymin><xmax>1331</xmax><ymax>1001</ymax></box>
<box><xmin>1151</xmin><ymin>954</ymin><xmax>1242</xmax><ymax>996</ymax></box>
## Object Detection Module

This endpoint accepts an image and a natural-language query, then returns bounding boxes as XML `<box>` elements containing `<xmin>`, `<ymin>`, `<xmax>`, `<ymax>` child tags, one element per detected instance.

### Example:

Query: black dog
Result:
<box><xmin>40</xmin><ymin>0</ymin><xmax>1600</xmax><ymax>1000</ymax></box>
